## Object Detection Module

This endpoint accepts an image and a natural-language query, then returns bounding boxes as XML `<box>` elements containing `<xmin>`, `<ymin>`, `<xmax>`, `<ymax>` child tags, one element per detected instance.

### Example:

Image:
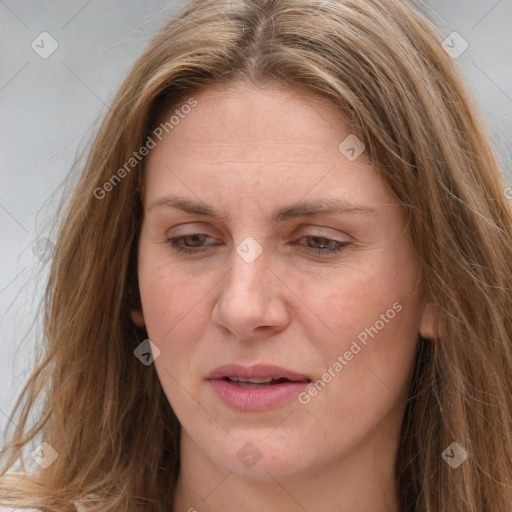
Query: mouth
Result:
<box><xmin>206</xmin><ymin>364</ymin><xmax>312</xmax><ymax>411</ymax></box>
<box><xmin>207</xmin><ymin>363</ymin><xmax>311</xmax><ymax>384</ymax></box>
<box><xmin>221</xmin><ymin>376</ymin><xmax>309</xmax><ymax>388</ymax></box>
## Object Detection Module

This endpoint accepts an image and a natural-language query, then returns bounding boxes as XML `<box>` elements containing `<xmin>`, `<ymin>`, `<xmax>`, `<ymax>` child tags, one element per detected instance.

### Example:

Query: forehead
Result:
<box><xmin>152</xmin><ymin>81</ymin><xmax>361</xmax><ymax>161</ymax></box>
<box><xmin>141</xmin><ymin>81</ymin><xmax>397</xmax><ymax>220</ymax></box>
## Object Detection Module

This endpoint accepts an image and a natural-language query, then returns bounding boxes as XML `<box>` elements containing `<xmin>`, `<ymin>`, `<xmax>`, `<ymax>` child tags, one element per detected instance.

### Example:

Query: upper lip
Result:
<box><xmin>207</xmin><ymin>364</ymin><xmax>311</xmax><ymax>382</ymax></box>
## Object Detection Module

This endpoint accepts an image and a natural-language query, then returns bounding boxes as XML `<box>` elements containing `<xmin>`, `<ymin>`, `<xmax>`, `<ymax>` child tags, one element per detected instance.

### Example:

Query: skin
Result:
<box><xmin>134</xmin><ymin>81</ymin><xmax>436</xmax><ymax>512</ymax></box>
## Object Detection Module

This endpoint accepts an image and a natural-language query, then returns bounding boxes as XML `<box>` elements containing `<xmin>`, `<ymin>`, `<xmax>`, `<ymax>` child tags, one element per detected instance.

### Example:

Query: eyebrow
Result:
<box><xmin>147</xmin><ymin>194</ymin><xmax>376</xmax><ymax>223</ymax></box>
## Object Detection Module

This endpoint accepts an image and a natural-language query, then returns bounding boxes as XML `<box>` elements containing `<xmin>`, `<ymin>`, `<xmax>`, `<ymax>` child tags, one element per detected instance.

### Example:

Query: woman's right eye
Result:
<box><xmin>166</xmin><ymin>234</ymin><xmax>218</xmax><ymax>255</ymax></box>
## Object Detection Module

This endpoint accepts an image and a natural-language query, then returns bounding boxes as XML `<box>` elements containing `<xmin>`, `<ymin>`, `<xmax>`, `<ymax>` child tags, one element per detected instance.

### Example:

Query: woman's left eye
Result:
<box><xmin>165</xmin><ymin>234</ymin><xmax>350</xmax><ymax>256</ymax></box>
<box><xmin>294</xmin><ymin>235</ymin><xmax>350</xmax><ymax>256</ymax></box>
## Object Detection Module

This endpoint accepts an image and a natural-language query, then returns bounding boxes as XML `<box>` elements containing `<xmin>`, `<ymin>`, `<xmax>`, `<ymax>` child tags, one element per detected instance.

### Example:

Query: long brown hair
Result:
<box><xmin>1</xmin><ymin>0</ymin><xmax>511</xmax><ymax>510</ymax></box>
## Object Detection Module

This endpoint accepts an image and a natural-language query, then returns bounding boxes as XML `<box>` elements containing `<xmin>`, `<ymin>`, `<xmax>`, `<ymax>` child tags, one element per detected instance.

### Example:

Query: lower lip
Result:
<box><xmin>208</xmin><ymin>379</ymin><xmax>310</xmax><ymax>411</ymax></box>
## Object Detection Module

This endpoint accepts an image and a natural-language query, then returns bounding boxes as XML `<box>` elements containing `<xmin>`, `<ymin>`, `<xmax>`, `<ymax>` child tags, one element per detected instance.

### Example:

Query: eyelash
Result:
<box><xmin>166</xmin><ymin>234</ymin><xmax>350</xmax><ymax>257</ymax></box>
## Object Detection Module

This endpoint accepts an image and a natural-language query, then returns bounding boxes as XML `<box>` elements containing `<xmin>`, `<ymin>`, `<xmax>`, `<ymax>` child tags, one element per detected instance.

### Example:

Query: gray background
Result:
<box><xmin>1</xmin><ymin>0</ymin><xmax>511</xmax><ymax>438</ymax></box>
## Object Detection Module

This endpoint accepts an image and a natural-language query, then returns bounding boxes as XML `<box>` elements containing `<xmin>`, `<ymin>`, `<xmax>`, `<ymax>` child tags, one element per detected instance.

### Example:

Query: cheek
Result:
<box><xmin>138</xmin><ymin>266</ymin><xmax>184</xmax><ymax>339</ymax></box>
<box><xmin>326</xmin><ymin>238</ymin><xmax>419</xmax><ymax>341</ymax></box>
<box><xmin>137</xmin><ymin>256</ymin><xmax>201</xmax><ymax>366</ymax></box>
<box><xmin>297</xmin><ymin>243</ymin><xmax>420</xmax><ymax>410</ymax></box>
<box><xmin>297</xmin><ymin>256</ymin><xmax>414</xmax><ymax>352</ymax></box>
<box><xmin>137</xmin><ymin>256</ymin><xmax>211</xmax><ymax>413</ymax></box>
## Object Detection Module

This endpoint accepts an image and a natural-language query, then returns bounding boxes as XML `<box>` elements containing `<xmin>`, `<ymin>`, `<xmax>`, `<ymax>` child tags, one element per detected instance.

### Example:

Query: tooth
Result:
<box><xmin>228</xmin><ymin>377</ymin><xmax>273</xmax><ymax>384</ymax></box>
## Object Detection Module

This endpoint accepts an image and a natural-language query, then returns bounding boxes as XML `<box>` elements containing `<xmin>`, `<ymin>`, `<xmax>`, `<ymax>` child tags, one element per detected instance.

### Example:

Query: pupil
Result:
<box><xmin>310</xmin><ymin>236</ymin><xmax>329</xmax><ymax>248</ymax></box>
<box><xmin>187</xmin><ymin>234</ymin><xmax>205</xmax><ymax>246</ymax></box>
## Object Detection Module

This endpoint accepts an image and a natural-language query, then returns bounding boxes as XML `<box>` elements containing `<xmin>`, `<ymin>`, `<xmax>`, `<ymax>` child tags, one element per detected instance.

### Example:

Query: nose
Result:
<box><xmin>211</xmin><ymin>243</ymin><xmax>291</xmax><ymax>340</ymax></box>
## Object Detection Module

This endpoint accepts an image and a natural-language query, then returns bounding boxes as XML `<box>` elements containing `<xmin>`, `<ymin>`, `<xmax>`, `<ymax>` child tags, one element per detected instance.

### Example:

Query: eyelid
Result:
<box><xmin>168</xmin><ymin>221</ymin><xmax>217</xmax><ymax>232</ymax></box>
<box><xmin>166</xmin><ymin>222</ymin><xmax>223</xmax><ymax>239</ymax></box>
<box><xmin>293</xmin><ymin>223</ymin><xmax>351</xmax><ymax>240</ymax></box>
<box><xmin>166</xmin><ymin>223</ymin><xmax>351</xmax><ymax>242</ymax></box>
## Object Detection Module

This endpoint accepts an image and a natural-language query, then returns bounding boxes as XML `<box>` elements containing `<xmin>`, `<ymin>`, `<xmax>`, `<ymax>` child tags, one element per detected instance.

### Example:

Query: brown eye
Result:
<box><xmin>166</xmin><ymin>233</ymin><xmax>217</xmax><ymax>254</ymax></box>
<box><xmin>182</xmin><ymin>234</ymin><xmax>208</xmax><ymax>247</ymax></box>
<box><xmin>296</xmin><ymin>236</ymin><xmax>350</xmax><ymax>256</ymax></box>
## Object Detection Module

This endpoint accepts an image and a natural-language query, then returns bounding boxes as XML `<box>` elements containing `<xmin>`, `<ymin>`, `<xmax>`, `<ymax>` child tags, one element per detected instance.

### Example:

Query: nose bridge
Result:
<box><xmin>212</xmin><ymin>235</ymin><xmax>290</xmax><ymax>337</ymax></box>
<box><xmin>226</xmin><ymin>236</ymin><xmax>268</xmax><ymax>301</ymax></box>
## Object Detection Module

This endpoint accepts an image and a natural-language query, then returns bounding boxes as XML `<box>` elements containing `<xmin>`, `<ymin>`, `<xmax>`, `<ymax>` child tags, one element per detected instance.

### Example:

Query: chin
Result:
<box><xmin>208</xmin><ymin>434</ymin><xmax>315</xmax><ymax>481</ymax></box>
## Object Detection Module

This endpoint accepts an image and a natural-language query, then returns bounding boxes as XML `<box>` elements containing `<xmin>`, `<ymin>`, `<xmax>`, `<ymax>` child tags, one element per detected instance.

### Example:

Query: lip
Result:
<box><xmin>207</xmin><ymin>364</ymin><xmax>311</xmax><ymax>412</ymax></box>
<box><xmin>207</xmin><ymin>363</ymin><xmax>311</xmax><ymax>381</ymax></box>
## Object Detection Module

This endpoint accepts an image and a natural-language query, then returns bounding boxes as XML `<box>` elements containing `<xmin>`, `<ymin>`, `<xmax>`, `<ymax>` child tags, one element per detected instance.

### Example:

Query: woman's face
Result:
<box><xmin>136</xmin><ymin>81</ymin><xmax>432</xmax><ymax>482</ymax></box>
